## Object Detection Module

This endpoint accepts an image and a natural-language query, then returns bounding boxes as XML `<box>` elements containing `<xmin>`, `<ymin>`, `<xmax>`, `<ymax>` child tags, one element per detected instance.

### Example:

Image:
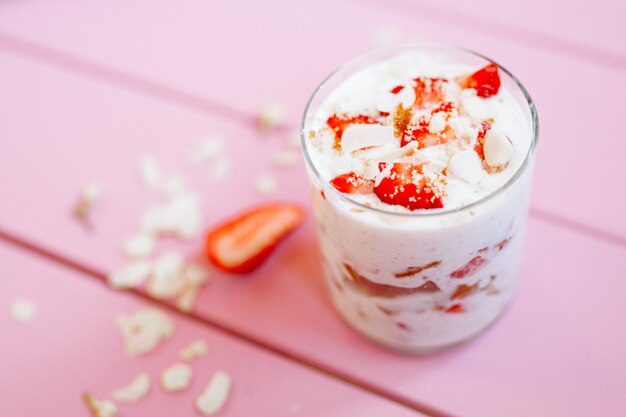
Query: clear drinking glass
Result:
<box><xmin>300</xmin><ymin>45</ymin><xmax>538</xmax><ymax>353</ymax></box>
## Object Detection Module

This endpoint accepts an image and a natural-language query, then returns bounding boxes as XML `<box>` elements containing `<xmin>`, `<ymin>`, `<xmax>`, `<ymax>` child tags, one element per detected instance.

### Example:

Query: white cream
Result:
<box><xmin>303</xmin><ymin>50</ymin><xmax>536</xmax><ymax>352</ymax></box>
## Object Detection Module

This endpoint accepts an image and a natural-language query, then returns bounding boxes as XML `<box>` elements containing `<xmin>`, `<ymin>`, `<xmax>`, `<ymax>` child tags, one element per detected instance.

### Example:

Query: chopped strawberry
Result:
<box><xmin>458</xmin><ymin>63</ymin><xmax>501</xmax><ymax>98</ymax></box>
<box><xmin>450</xmin><ymin>256</ymin><xmax>488</xmax><ymax>279</ymax></box>
<box><xmin>205</xmin><ymin>204</ymin><xmax>306</xmax><ymax>273</ymax></box>
<box><xmin>412</xmin><ymin>77</ymin><xmax>447</xmax><ymax>110</ymax></box>
<box><xmin>401</xmin><ymin>123</ymin><xmax>457</xmax><ymax>148</ymax></box>
<box><xmin>444</xmin><ymin>303</ymin><xmax>464</xmax><ymax>313</ymax></box>
<box><xmin>330</xmin><ymin>172</ymin><xmax>374</xmax><ymax>194</ymax></box>
<box><xmin>494</xmin><ymin>237</ymin><xmax>512</xmax><ymax>251</ymax></box>
<box><xmin>373</xmin><ymin>162</ymin><xmax>444</xmax><ymax>210</ymax></box>
<box><xmin>326</xmin><ymin>114</ymin><xmax>379</xmax><ymax>149</ymax></box>
<box><xmin>474</xmin><ymin>121</ymin><xmax>491</xmax><ymax>160</ymax></box>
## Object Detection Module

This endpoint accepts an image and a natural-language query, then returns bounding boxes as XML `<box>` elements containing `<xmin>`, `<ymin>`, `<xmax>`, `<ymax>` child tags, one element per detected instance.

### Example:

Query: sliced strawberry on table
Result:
<box><xmin>205</xmin><ymin>204</ymin><xmax>306</xmax><ymax>274</ymax></box>
<box><xmin>450</xmin><ymin>256</ymin><xmax>488</xmax><ymax>279</ymax></box>
<box><xmin>457</xmin><ymin>63</ymin><xmax>501</xmax><ymax>98</ymax></box>
<box><xmin>326</xmin><ymin>114</ymin><xmax>379</xmax><ymax>150</ymax></box>
<box><xmin>330</xmin><ymin>172</ymin><xmax>374</xmax><ymax>195</ymax></box>
<box><xmin>412</xmin><ymin>77</ymin><xmax>447</xmax><ymax>110</ymax></box>
<box><xmin>373</xmin><ymin>162</ymin><xmax>444</xmax><ymax>210</ymax></box>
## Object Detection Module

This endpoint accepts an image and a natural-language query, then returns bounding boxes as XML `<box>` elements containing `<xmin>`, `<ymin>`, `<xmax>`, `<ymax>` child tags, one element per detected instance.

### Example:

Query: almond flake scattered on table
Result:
<box><xmin>254</xmin><ymin>174</ymin><xmax>277</xmax><ymax>196</ymax></box>
<box><xmin>73</xmin><ymin>183</ymin><xmax>102</xmax><ymax>226</ymax></box>
<box><xmin>147</xmin><ymin>251</ymin><xmax>186</xmax><ymax>299</ymax></box>
<box><xmin>10</xmin><ymin>297</ymin><xmax>37</xmax><ymax>323</ymax></box>
<box><xmin>210</xmin><ymin>157</ymin><xmax>232</xmax><ymax>182</ymax></box>
<box><xmin>160</xmin><ymin>363</ymin><xmax>193</xmax><ymax>392</ymax></box>
<box><xmin>83</xmin><ymin>392</ymin><xmax>117</xmax><ymax>417</ymax></box>
<box><xmin>108</xmin><ymin>260</ymin><xmax>152</xmax><ymax>289</ymax></box>
<box><xmin>179</xmin><ymin>339</ymin><xmax>208</xmax><ymax>361</ymax></box>
<box><xmin>272</xmin><ymin>149</ymin><xmax>298</xmax><ymax>168</ymax></box>
<box><xmin>195</xmin><ymin>371</ymin><xmax>231</xmax><ymax>416</ymax></box>
<box><xmin>112</xmin><ymin>372</ymin><xmax>151</xmax><ymax>403</ymax></box>
<box><xmin>123</xmin><ymin>233</ymin><xmax>156</xmax><ymax>258</ymax></box>
<box><xmin>116</xmin><ymin>308</ymin><xmax>174</xmax><ymax>357</ymax></box>
<box><xmin>258</xmin><ymin>103</ymin><xmax>286</xmax><ymax>132</ymax></box>
<box><xmin>189</xmin><ymin>136</ymin><xmax>224</xmax><ymax>164</ymax></box>
<box><xmin>138</xmin><ymin>156</ymin><xmax>163</xmax><ymax>190</ymax></box>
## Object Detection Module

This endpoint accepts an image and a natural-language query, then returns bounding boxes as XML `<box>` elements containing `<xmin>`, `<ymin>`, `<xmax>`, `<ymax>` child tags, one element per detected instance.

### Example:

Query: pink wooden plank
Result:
<box><xmin>1</xmin><ymin>50</ymin><xmax>625</xmax><ymax>417</ymax></box>
<box><xmin>0</xmin><ymin>0</ymin><xmax>624</xmax><ymax>238</ymax></box>
<box><xmin>0</xmin><ymin>240</ymin><xmax>422</xmax><ymax>417</ymax></box>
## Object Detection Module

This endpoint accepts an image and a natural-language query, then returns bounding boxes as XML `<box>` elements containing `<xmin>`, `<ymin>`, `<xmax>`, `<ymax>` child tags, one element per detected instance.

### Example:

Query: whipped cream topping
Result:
<box><xmin>306</xmin><ymin>52</ymin><xmax>531</xmax><ymax>212</ymax></box>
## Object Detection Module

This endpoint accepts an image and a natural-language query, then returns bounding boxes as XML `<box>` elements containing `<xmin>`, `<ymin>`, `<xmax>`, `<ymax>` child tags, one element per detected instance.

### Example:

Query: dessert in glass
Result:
<box><xmin>300</xmin><ymin>45</ymin><xmax>538</xmax><ymax>353</ymax></box>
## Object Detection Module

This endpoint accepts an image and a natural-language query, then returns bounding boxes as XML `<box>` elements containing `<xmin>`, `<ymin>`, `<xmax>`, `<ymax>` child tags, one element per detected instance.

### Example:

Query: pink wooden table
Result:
<box><xmin>1</xmin><ymin>1</ymin><xmax>625</xmax><ymax>416</ymax></box>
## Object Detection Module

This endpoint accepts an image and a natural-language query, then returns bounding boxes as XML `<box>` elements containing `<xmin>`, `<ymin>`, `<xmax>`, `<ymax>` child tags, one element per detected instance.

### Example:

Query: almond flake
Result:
<box><xmin>272</xmin><ymin>150</ymin><xmax>298</xmax><ymax>168</ymax></box>
<box><xmin>123</xmin><ymin>233</ymin><xmax>156</xmax><ymax>258</ymax></box>
<box><xmin>139</xmin><ymin>156</ymin><xmax>162</xmax><ymax>190</ymax></box>
<box><xmin>112</xmin><ymin>373</ymin><xmax>150</xmax><ymax>403</ymax></box>
<box><xmin>108</xmin><ymin>260</ymin><xmax>152</xmax><ymax>289</ymax></box>
<box><xmin>341</xmin><ymin>125</ymin><xmax>395</xmax><ymax>154</ymax></box>
<box><xmin>84</xmin><ymin>392</ymin><xmax>117</xmax><ymax>417</ymax></box>
<box><xmin>483</xmin><ymin>129</ymin><xmax>514</xmax><ymax>168</ymax></box>
<box><xmin>258</xmin><ymin>104</ymin><xmax>286</xmax><ymax>132</ymax></box>
<box><xmin>117</xmin><ymin>308</ymin><xmax>174</xmax><ymax>357</ymax></box>
<box><xmin>210</xmin><ymin>157</ymin><xmax>232</xmax><ymax>182</ymax></box>
<box><xmin>140</xmin><ymin>194</ymin><xmax>202</xmax><ymax>239</ymax></box>
<box><xmin>254</xmin><ymin>174</ymin><xmax>277</xmax><ymax>196</ymax></box>
<box><xmin>189</xmin><ymin>137</ymin><xmax>224</xmax><ymax>164</ymax></box>
<box><xmin>195</xmin><ymin>371</ymin><xmax>231</xmax><ymax>416</ymax></box>
<box><xmin>160</xmin><ymin>363</ymin><xmax>193</xmax><ymax>392</ymax></box>
<box><xmin>10</xmin><ymin>297</ymin><xmax>37</xmax><ymax>323</ymax></box>
<box><xmin>148</xmin><ymin>251</ymin><xmax>186</xmax><ymax>299</ymax></box>
<box><xmin>448</xmin><ymin>150</ymin><xmax>485</xmax><ymax>184</ymax></box>
<box><xmin>376</xmin><ymin>87</ymin><xmax>415</xmax><ymax>114</ymax></box>
<box><xmin>179</xmin><ymin>339</ymin><xmax>208</xmax><ymax>361</ymax></box>
<box><xmin>176</xmin><ymin>284</ymin><xmax>199</xmax><ymax>312</ymax></box>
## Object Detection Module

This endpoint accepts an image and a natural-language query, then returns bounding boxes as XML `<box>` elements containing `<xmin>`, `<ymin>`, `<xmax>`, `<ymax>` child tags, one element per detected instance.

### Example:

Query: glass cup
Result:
<box><xmin>300</xmin><ymin>45</ymin><xmax>538</xmax><ymax>353</ymax></box>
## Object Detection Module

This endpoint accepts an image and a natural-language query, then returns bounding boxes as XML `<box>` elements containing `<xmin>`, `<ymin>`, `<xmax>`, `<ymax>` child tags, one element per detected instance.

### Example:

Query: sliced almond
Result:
<box><xmin>112</xmin><ymin>373</ymin><xmax>150</xmax><ymax>403</ymax></box>
<box><xmin>108</xmin><ymin>260</ymin><xmax>152</xmax><ymax>290</ymax></box>
<box><xmin>195</xmin><ymin>371</ymin><xmax>231</xmax><ymax>416</ymax></box>
<box><xmin>254</xmin><ymin>174</ymin><xmax>277</xmax><ymax>196</ymax></box>
<box><xmin>147</xmin><ymin>252</ymin><xmax>186</xmax><ymax>299</ymax></box>
<box><xmin>10</xmin><ymin>297</ymin><xmax>37</xmax><ymax>323</ymax></box>
<box><xmin>189</xmin><ymin>137</ymin><xmax>224</xmax><ymax>164</ymax></box>
<box><xmin>160</xmin><ymin>363</ymin><xmax>193</xmax><ymax>392</ymax></box>
<box><xmin>210</xmin><ymin>157</ymin><xmax>232</xmax><ymax>182</ymax></box>
<box><xmin>123</xmin><ymin>233</ymin><xmax>156</xmax><ymax>259</ymax></box>
<box><xmin>176</xmin><ymin>284</ymin><xmax>199</xmax><ymax>312</ymax></box>
<box><xmin>84</xmin><ymin>392</ymin><xmax>117</xmax><ymax>417</ymax></box>
<box><xmin>448</xmin><ymin>150</ymin><xmax>486</xmax><ymax>184</ymax></box>
<box><xmin>117</xmin><ymin>308</ymin><xmax>174</xmax><ymax>357</ymax></box>
<box><xmin>179</xmin><ymin>339</ymin><xmax>208</xmax><ymax>361</ymax></box>
<box><xmin>341</xmin><ymin>125</ymin><xmax>395</xmax><ymax>154</ymax></box>
<box><xmin>138</xmin><ymin>156</ymin><xmax>162</xmax><ymax>190</ymax></box>
<box><xmin>258</xmin><ymin>104</ymin><xmax>286</xmax><ymax>132</ymax></box>
<box><xmin>483</xmin><ymin>129</ymin><xmax>514</xmax><ymax>168</ymax></box>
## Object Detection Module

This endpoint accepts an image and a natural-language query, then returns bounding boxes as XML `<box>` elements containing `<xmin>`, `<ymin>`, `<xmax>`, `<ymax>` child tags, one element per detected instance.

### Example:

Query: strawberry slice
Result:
<box><xmin>330</xmin><ymin>172</ymin><xmax>374</xmax><ymax>194</ymax></box>
<box><xmin>401</xmin><ymin>123</ymin><xmax>457</xmax><ymax>148</ymax></box>
<box><xmin>326</xmin><ymin>114</ymin><xmax>379</xmax><ymax>150</ymax></box>
<box><xmin>206</xmin><ymin>204</ymin><xmax>306</xmax><ymax>273</ymax></box>
<box><xmin>373</xmin><ymin>162</ymin><xmax>444</xmax><ymax>210</ymax></box>
<box><xmin>444</xmin><ymin>303</ymin><xmax>464</xmax><ymax>313</ymax></box>
<box><xmin>413</xmin><ymin>77</ymin><xmax>447</xmax><ymax>110</ymax></box>
<box><xmin>450</xmin><ymin>256</ymin><xmax>487</xmax><ymax>279</ymax></box>
<box><xmin>474</xmin><ymin>121</ymin><xmax>491</xmax><ymax>160</ymax></box>
<box><xmin>458</xmin><ymin>63</ymin><xmax>501</xmax><ymax>98</ymax></box>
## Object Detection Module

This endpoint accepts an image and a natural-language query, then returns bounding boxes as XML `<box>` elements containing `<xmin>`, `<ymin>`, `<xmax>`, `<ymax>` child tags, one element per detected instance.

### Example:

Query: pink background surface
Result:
<box><xmin>0</xmin><ymin>1</ymin><xmax>625</xmax><ymax>416</ymax></box>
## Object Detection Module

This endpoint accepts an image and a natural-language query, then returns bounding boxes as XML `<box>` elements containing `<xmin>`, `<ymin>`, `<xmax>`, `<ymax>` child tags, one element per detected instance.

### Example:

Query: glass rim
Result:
<box><xmin>300</xmin><ymin>43</ymin><xmax>539</xmax><ymax>218</ymax></box>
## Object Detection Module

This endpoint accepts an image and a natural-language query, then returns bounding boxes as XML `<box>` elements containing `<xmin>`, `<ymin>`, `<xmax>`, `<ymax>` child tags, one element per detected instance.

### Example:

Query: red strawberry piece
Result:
<box><xmin>494</xmin><ymin>237</ymin><xmax>512</xmax><ymax>251</ymax></box>
<box><xmin>206</xmin><ymin>204</ymin><xmax>306</xmax><ymax>273</ymax></box>
<box><xmin>373</xmin><ymin>162</ymin><xmax>444</xmax><ymax>210</ymax></box>
<box><xmin>444</xmin><ymin>303</ymin><xmax>464</xmax><ymax>313</ymax></box>
<box><xmin>401</xmin><ymin>123</ymin><xmax>457</xmax><ymax>148</ymax></box>
<box><xmin>330</xmin><ymin>172</ymin><xmax>374</xmax><ymax>195</ymax></box>
<box><xmin>413</xmin><ymin>77</ymin><xmax>447</xmax><ymax>110</ymax></box>
<box><xmin>458</xmin><ymin>63</ymin><xmax>501</xmax><ymax>98</ymax></box>
<box><xmin>474</xmin><ymin>121</ymin><xmax>492</xmax><ymax>160</ymax></box>
<box><xmin>326</xmin><ymin>114</ymin><xmax>379</xmax><ymax>149</ymax></box>
<box><xmin>343</xmin><ymin>262</ymin><xmax>441</xmax><ymax>297</ymax></box>
<box><xmin>450</xmin><ymin>256</ymin><xmax>488</xmax><ymax>279</ymax></box>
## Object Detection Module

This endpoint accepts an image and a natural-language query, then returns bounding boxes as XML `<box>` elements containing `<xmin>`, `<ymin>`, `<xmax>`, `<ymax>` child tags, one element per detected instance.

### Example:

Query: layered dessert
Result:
<box><xmin>302</xmin><ymin>48</ymin><xmax>537</xmax><ymax>352</ymax></box>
